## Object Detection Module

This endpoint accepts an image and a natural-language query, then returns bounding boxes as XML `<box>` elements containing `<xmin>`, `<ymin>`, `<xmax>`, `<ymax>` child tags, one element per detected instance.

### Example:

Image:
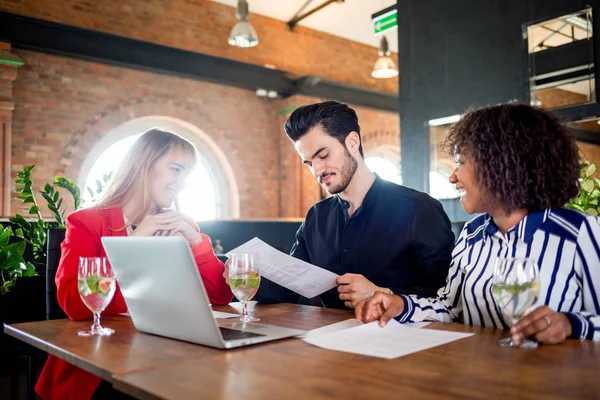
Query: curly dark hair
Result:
<box><xmin>442</xmin><ymin>103</ymin><xmax>580</xmax><ymax>213</ymax></box>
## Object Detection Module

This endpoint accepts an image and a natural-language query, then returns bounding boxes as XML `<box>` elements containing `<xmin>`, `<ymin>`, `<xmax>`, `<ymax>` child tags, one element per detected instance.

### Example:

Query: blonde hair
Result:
<box><xmin>97</xmin><ymin>129</ymin><xmax>198</xmax><ymax>227</ymax></box>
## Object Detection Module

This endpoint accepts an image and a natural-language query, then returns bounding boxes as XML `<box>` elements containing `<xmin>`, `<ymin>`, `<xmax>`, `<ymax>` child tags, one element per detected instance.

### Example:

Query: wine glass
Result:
<box><xmin>491</xmin><ymin>257</ymin><xmax>540</xmax><ymax>349</ymax></box>
<box><xmin>77</xmin><ymin>257</ymin><xmax>117</xmax><ymax>336</ymax></box>
<box><xmin>229</xmin><ymin>253</ymin><xmax>261</xmax><ymax>323</ymax></box>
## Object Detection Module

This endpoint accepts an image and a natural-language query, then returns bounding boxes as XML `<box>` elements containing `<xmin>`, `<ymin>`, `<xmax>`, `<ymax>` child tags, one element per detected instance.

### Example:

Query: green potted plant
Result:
<box><xmin>9</xmin><ymin>165</ymin><xmax>81</xmax><ymax>268</ymax></box>
<box><xmin>565</xmin><ymin>162</ymin><xmax>600</xmax><ymax>216</ymax></box>
<box><xmin>0</xmin><ymin>224</ymin><xmax>38</xmax><ymax>323</ymax></box>
<box><xmin>1</xmin><ymin>166</ymin><xmax>81</xmax><ymax>326</ymax></box>
<box><xmin>0</xmin><ymin>224</ymin><xmax>35</xmax><ymax>296</ymax></box>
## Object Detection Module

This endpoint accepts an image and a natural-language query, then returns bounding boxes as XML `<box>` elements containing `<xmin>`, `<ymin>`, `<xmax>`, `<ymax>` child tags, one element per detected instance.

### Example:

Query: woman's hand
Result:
<box><xmin>510</xmin><ymin>306</ymin><xmax>572</xmax><ymax>345</ymax></box>
<box><xmin>222</xmin><ymin>259</ymin><xmax>231</xmax><ymax>285</ymax></box>
<box><xmin>131</xmin><ymin>211</ymin><xmax>202</xmax><ymax>246</ymax></box>
<box><xmin>130</xmin><ymin>211</ymin><xmax>181</xmax><ymax>237</ymax></box>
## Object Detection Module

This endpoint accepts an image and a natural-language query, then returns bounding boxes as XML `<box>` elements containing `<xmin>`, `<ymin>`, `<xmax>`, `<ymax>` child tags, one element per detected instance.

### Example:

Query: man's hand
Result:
<box><xmin>355</xmin><ymin>292</ymin><xmax>405</xmax><ymax>327</ymax></box>
<box><xmin>336</xmin><ymin>273</ymin><xmax>386</xmax><ymax>308</ymax></box>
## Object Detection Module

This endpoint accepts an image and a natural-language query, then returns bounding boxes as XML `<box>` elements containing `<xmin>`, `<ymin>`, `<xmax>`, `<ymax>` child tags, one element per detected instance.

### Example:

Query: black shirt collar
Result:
<box><xmin>336</xmin><ymin>174</ymin><xmax>382</xmax><ymax>219</ymax></box>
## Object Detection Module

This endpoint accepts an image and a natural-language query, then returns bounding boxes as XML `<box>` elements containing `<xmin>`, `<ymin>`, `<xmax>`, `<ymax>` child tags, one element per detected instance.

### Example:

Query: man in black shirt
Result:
<box><xmin>227</xmin><ymin>101</ymin><xmax>455</xmax><ymax>310</ymax></box>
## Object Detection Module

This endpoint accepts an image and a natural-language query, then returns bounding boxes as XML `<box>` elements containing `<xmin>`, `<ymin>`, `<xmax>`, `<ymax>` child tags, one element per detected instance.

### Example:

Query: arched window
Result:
<box><xmin>79</xmin><ymin>117</ymin><xmax>240</xmax><ymax>220</ymax></box>
<box><xmin>429</xmin><ymin>169</ymin><xmax>461</xmax><ymax>199</ymax></box>
<box><xmin>364</xmin><ymin>147</ymin><xmax>402</xmax><ymax>185</ymax></box>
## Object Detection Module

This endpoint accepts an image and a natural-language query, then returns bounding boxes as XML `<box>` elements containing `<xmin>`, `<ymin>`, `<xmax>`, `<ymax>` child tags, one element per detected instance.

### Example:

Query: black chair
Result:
<box><xmin>46</xmin><ymin>228</ymin><xmax>67</xmax><ymax>320</ymax></box>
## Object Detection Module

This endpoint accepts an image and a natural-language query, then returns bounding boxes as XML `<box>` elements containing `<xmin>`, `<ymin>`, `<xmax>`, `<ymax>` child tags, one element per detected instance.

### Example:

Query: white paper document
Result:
<box><xmin>300</xmin><ymin>319</ymin><xmax>431</xmax><ymax>339</ymax></box>
<box><xmin>226</xmin><ymin>237</ymin><xmax>338</xmax><ymax>298</ymax></box>
<box><xmin>301</xmin><ymin>319</ymin><xmax>362</xmax><ymax>338</ymax></box>
<box><xmin>303</xmin><ymin>320</ymin><xmax>473</xmax><ymax>359</ymax></box>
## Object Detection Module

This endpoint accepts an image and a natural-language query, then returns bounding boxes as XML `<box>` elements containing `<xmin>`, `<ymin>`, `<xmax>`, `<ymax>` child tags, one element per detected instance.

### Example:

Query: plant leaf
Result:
<box><xmin>20</xmin><ymin>262</ymin><xmax>36</xmax><ymax>277</ymax></box>
<box><xmin>582</xmin><ymin>179</ymin><xmax>595</xmax><ymax>193</ymax></box>
<box><xmin>55</xmin><ymin>176</ymin><xmax>81</xmax><ymax>210</ymax></box>
<box><xmin>585</xmin><ymin>163</ymin><xmax>597</xmax><ymax>179</ymax></box>
<box><xmin>0</xmin><ymin>241</ymin><xmax>27</xmax><ymax>271</ymax></box>
<box><xmin>29</xmin><ymin>205</ymin><xmax>39</xmax><ymax>215</ymax></box>
<box><xmin>0</xmin><ymin>228</ymin><xmax>10</xmax><ymax>247</ymax></box>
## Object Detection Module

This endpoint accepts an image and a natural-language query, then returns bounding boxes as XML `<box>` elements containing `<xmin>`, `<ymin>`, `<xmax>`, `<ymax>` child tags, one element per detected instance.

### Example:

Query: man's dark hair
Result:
<box><xmin>284</xmin><ymin>101</ymin><xmax>364</xmax><ymax>157</ymax></box>
<box><xmin>442</xmin><ymin>103</ymin><xmax>580</xmax><ymax>213</ymax></box>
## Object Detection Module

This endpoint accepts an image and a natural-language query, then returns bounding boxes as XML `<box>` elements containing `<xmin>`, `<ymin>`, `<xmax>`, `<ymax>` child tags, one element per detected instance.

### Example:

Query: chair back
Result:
<box><xmin>46</xmin><ymin>228</ymin><xmax>67</xmax><ymax>320</ymax></box>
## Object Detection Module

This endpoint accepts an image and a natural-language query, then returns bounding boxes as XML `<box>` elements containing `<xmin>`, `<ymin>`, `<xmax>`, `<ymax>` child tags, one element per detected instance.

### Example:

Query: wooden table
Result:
<box><xmin>5</xmin><ymin>303</ymin><xmax>600</xmax><ymax>400</ymax></box>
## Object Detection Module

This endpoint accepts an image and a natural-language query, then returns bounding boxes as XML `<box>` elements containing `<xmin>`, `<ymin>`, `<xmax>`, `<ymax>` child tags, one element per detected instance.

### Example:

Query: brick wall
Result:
<box><xmin>578</xmin><ymin>141</ymin><xmax>600</xmax><ymax>178</ymax></box>
<box><xmin>537</xmin><ymin>88</ymin><xmax>588</xmax><ymax>109</ymax></box>
<box><xmin>0</xmin><ymin>44</ymin><xmax>19</xmax><ymax>216</ymax></box>
<box><xmin>6</xmin><ymin>50</ymin><xmax>401</xmax><ymax>219</ymax></box>
<box><xmin>0</xmin><ymin>0</ymin><xmax>398</xmax><ymax>94</ymax></box>
<box><xmin>0</xmin><ymin>0</ymin><xmax>402</xmax><ymax>219</ymax></box>
<box><xmin>9</xmin><ymin>49</ymin><xmax>283</xmax><ymax>218</ymax></box>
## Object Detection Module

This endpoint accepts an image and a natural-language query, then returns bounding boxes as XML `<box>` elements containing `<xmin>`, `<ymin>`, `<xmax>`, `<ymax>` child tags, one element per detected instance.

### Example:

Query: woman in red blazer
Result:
<box><xmin>36</xmin><ymin>129</ymin><xmax>233</xmax><ymax>400</ymax></box>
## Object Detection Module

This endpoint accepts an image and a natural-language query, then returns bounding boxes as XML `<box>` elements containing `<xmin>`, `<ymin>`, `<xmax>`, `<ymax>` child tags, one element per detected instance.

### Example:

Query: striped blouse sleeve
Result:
<box><xmin>565</xmin><ymin>216</ymin><xmax>600</xmax><ymax>341</ymax></box>
<box><xmin>394</xmin><ymin>226</ymin><xmax>470</xmax><ymax>323</ymax></box>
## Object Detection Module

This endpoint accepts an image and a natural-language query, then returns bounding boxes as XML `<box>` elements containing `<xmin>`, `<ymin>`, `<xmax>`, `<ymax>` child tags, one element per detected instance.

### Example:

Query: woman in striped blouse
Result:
<box><xmin>355</xmin><ymin>103</ymin><xmax>600</xmax><ymax>344</ymax></box>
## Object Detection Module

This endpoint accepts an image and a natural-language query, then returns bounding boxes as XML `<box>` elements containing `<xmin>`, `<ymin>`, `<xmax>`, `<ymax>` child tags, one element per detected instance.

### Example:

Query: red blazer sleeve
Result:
<box><xmin>190</xmin><ymin>230</ymin><xmax>233</xmax><ymax>305</ymax></box>
<box><xmin>55</xmin><ymin>210</ymin><xmax>127</xmax><ymax>320</ymax></box>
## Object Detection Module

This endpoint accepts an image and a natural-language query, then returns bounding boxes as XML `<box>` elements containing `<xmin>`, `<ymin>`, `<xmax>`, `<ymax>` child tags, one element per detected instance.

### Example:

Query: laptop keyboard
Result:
<box><xmin>219</xmin><ymin>327</ymin><xmax>266</xmax><ymax>341</ymax></box>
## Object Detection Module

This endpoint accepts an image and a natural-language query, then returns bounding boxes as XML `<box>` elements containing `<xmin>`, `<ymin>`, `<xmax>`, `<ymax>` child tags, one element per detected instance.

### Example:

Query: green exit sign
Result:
<box><xmin>372</xmin><ymin>6</ymin><xmax>398</xmax><ymax>36</ymax></box>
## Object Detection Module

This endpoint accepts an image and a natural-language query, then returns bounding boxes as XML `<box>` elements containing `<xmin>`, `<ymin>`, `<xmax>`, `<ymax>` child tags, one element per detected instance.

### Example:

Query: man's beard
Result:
<box><xmin>325</xmin><ymin>149</ymin><xmax>358</xmax><ymax>195</ymax></box>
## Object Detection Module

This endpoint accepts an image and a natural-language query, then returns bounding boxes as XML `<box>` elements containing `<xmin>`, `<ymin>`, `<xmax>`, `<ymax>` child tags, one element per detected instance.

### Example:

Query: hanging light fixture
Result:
<box><xmin>228</xmin><ymin>0</ymin><xmax>259</xmax><ymax>48</ymax></box>
<box><xmin>371</xmin><ymin>36</ymin><xmax>398</xmax><ymax>79</ymax></box>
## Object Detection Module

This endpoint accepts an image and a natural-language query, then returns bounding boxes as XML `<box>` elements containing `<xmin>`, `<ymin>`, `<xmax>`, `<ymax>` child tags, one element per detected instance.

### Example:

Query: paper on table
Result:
<box><xmin>226</xmin><ymin>237</ymin><xmax>338</xmax><ymax>298</ymax></box>
<box><xmin>300</xmin><ymin>320</ymin><xmax>431</xmax><ymax>339</ymax></box>
<box><xmin>212</xmin><ymin>310</ymin><xmax>240</xmax><ymax>319</ymax></box>
<box><xmin>303</xmin><ymin>320</ymin><xmax>473</xmax><ymax>359</ymax></box>
<box><xmin>300</xmin><ymin>319</ymin><xmax>361</xmax><ymax>338</ymax></box>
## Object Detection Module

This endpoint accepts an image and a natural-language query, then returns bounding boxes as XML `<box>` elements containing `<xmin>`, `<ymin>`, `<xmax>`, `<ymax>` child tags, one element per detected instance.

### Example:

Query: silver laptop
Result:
<box><xmin>101</xmin><ymin>236</ymin><xmax>305</xmax><ymax>349</ymax></box>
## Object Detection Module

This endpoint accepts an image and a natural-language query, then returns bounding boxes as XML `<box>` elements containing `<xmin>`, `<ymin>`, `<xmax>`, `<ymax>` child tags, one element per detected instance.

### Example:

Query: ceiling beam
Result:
<box><xmin>529</xmin><ymin>40</ymin><xmax>591</xmax><ymax>80</ymax></box>
<box><xmin>553</xmin><ymin>102</ymin><xmax>600</xmax><ymax>123</ymax></box>
<box><xmin>294</xmin><ymin>76</ymin><xmax>398</xmax><ymax>111</ymax></box>
<box><xmin>0</xmin><ymin>12</ymin><xmax>296</xmax><ymax>95</ymax></box>
<box><xmin>287</xmin><ymin>0</ymin><xmax>345</xmax><ymax>30</ymax></box>
<box><xmin>568</xmin><ymin>126</ymin><xmax>600</xmax><ymax>145</ymax></box>
<box><xmin>0</xmin><ymin>12</ymin><xmax>397</xmax><ymax>112</ymax></box>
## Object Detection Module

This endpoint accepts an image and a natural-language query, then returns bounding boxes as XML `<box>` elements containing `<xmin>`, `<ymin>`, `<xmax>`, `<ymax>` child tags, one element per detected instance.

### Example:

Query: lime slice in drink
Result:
<box><xmin>229</xmin><ymin>278</ymin><xmax>243</xmax><ymax>289</ymax></box>
<box><xmin>581</xmin><ymin>179</ymin><xmax>595</xmax><ymax>193</ymax></box>
<box><xmin>246</xmin><ymin>277</ymin><xmax>260</xmax><ymax>289</ymax></box>
<box><xmin>78</xmin><ymin>279</ymin><xmax>92</xmax><ymax>296</ymax></box>
<box><xmin>85</xmin><ymin>275</ymin><xmax>102</xmax><ymax>293</ymax></box>
<box><xmin>585</xmin><ymin>163</ymin><xmax>597</xmax><ymax>178</ymax></box>
<box><xmin>492</xmin><ymin>282</ymin><xmax>537</xmax><ymax>296</ymax></box>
